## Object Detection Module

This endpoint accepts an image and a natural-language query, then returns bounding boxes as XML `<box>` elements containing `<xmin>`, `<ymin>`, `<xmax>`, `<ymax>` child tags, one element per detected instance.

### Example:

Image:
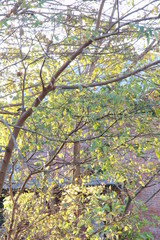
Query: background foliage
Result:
<box><xmin>0</xmin><ymin>0</ymin><xmax>160</xmax><ymax>239</ymax></box>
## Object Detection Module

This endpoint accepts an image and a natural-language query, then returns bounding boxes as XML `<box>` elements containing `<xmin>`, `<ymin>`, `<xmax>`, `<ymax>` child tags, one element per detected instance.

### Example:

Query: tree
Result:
<box><xmin>0</xmin><ymin>0</ymin><xmax>160</xmax><ymax>239</ymax></box>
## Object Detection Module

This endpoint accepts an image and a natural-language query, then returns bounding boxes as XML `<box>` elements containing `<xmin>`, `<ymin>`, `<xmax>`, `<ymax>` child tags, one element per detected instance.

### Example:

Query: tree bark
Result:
<box><xmin>73</xmin><ymin>142</ymin><xmax>81</xmax><ymax>184</ymax></box>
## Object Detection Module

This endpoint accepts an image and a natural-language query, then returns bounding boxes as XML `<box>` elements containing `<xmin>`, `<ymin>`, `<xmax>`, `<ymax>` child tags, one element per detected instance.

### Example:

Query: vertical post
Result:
<box><xmin>73</xmin><ymin>141</ymin><xmax>81</xmax><ymax>184</ymax></box>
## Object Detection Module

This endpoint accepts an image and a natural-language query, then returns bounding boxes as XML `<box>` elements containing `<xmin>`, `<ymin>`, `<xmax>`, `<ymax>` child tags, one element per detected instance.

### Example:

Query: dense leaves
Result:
<box><xmin>0</xmin><ymin>0</ymin><xmax>160</xmax><ymax>239</ymax></box>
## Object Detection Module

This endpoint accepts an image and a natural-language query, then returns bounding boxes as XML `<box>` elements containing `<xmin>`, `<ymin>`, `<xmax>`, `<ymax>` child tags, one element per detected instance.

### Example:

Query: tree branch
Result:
<box><xmin>96</xmin><ymin>0</ymin><xmax>105</xmax><ymax>30</ymax></box>
<box><xmin>59</xmin><ymin>59</ymin><xmax>160</xmax><ymax>90</ymax></box>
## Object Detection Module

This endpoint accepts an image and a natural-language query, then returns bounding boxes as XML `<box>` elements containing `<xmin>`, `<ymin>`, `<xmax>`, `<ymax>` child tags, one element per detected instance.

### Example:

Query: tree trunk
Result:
<box><xmin>73</xmin><ymin>142</ymin><xmax>81</xmax><ymax>184</ymax></box>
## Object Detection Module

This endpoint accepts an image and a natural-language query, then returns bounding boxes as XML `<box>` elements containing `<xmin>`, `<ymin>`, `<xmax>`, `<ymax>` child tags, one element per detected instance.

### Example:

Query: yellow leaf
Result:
<box><xmin>139</xmin><ymin>181</ymin><xmax>145</xmax><ymax>187</ymax></box>
<box><xmin>124</xmin><ymin>226</ymin><xmax>128</xmax><ymax>231</ymax></box>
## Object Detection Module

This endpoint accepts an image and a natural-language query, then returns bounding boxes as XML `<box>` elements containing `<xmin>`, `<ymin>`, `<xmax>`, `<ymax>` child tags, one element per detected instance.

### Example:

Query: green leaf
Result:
<box><xmin>90</xmin><ymin>141</ymin><xmax>97</xmax><ymax>151</ymax></box>
<box><xmin>155</xmin><ymin>150</ymin><xmax>160</xmax><ymax>159</ymax></box>
<box><xmin>154</xmin><ymin>30</ymin><xmax>159</xmax><ymax>40</ymax></box>
<box><xmin>147</xmin><ymin>28</ymin><xmax>152</xmax><ymax>37</ymax></box>
<box><xmin>145</xmin><ymin>32</ymin><xmax>150</xmax><ymax>44</ymax></box>
<box><xmin>34</xmin><ymin>19</ymin><xmax>40</xmax><ymax>27</ymax></box>
<box><xmin>139</xmin><ymin>26</ymin><xmax>144</xmax><ymax>33</ymax></box>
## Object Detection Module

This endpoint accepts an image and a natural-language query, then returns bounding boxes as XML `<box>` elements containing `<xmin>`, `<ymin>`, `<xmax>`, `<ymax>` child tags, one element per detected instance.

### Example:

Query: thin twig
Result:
<box><xmin>40</xmin><ymin>58</ymin><xmax>46</xmax><ymax>90</ymax></box>
<box><xmin>117</xmin><ymin>0</ymin><xmax>120</xmax><ymax>32</ymax></box>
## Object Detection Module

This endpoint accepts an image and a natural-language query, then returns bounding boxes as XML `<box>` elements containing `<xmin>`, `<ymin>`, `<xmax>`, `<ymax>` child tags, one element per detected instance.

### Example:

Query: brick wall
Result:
<box><xmin>138</xmin><ymin>181</ymin><xmax>160</xmax><ymax>239</ymax></box>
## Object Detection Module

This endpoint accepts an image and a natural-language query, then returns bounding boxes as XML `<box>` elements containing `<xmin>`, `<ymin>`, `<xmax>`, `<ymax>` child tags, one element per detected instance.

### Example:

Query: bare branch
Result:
<box><xmin>145</xmin><ymin>188</ymin><xmax>160</xmax><ymax>204</ymax></box>
<box><xmin>96</xmin><ymin>0</ymin><xmax>105</xmax><ymax>30</ymax></box>
<box><xmin>117</xmin><ymin>0</ymin><xmax>120</xmax><ymax>32</ymax></box>
<box><xmin>109</xmin><ymin>0</ymin><xmax>117</xmax><ymax>27</ymax></box>
<box><xmin>40</xmin><ymin>58</ymin><xmax>46</xmax><ymax>91</ymax></box>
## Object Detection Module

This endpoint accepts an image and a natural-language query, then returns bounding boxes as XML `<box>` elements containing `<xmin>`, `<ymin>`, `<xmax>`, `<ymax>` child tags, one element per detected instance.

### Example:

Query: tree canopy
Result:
<box><xmin>0</xmin><ymin>0</ymin><xmax>160</xmax><ymax>239</ymax></box>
